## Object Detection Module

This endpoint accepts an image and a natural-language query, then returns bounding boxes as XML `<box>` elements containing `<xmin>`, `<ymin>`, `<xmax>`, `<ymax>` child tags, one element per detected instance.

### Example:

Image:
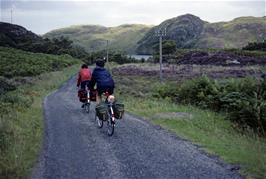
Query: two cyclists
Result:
<box><xmin>77</xmin><ymin>59</ymin><xmax>123</xmax><ymax>136</ymax></box>
<box><xmin>77</xmin><ymin>60</ymin><xmax>115</xmax><ymax>106</ymax></box>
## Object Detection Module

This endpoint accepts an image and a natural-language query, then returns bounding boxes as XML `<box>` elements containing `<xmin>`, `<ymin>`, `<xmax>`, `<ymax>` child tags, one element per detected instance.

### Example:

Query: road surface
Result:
<box><xmin>32</xmin><ymin>76</ymin><xmax>242</xmax><ymax>179</ymax></box>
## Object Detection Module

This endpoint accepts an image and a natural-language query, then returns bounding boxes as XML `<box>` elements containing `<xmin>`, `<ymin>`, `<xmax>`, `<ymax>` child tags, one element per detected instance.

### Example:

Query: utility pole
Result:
<box><xmin>155</xmin><ymin>28</ymin><xmax>166</xmax><ymax>83</ymax></box>
<box><xmin>106</xmin><ymin>40</ymin><xmax>109</xmax><ymax>63</ymax></box>
<box><xmin>11</xmin><ymin>8</ymin><xmax>13</xmax><ymax>24</ymax></box>
<box><xmin>10</xmin><ymin>0</ymin><xmax>14</xmax><ymax>24</ymax></box>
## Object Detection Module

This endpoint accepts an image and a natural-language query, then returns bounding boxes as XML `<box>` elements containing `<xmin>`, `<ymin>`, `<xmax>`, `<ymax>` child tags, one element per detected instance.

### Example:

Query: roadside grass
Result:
<box><xmin>0</xmin><ymin>64</ymin><xmax>80</xmax><ymax>179</ymax></box>
<box><xmin>119</xmin><ymin>96</ymin><xmax>266</xmax><ymax>179</ymax></box>
<box><xmin>113</xmin><ymin>72</ymin><xmax>266</xmax><ymax>179</ymax></box>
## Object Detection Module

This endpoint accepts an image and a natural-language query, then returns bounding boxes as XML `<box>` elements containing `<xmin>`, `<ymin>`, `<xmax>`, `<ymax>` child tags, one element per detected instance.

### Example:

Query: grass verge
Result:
<box><xmin>113</xmin><ymin>70</ymin><xmax>266</xmax><ymax>179</ymax></box>
<box><xmin>0</xmin><ymin>64</ymin><xmax>80</xmax><ymax>179</ymax></box>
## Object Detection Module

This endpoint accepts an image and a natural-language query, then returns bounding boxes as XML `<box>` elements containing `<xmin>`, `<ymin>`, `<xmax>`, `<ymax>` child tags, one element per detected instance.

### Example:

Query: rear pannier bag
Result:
<box><xmin>113</xmin><ymin>101</ymin><xmax>124</xmax><ymax>119</ymax></box>
<box><xmin>78</xmin><ymin>89</ymin><xmax>87</xmax><ymax>103</ymax></box>
<box><xmin>96</xmin><ymin>102</ymin><xmax>108</xmax><ymax>121</ymax></box>
<box><xmin>89</xmin><ymin>89</ymin><xmax>97</xmax><ymax>102</ymax></box>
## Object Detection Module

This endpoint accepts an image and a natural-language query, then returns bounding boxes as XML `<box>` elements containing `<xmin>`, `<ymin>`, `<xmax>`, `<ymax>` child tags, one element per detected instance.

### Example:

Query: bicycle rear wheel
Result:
<box><xmin>85</xmin><ymin>103</ymin><xmax>90</xmax><ymax>113</ymax></box>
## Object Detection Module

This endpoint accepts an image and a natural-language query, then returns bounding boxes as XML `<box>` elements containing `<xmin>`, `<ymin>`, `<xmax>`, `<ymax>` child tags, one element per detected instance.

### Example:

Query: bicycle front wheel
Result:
<box><xmin>107</xmin><ymin>119</ymin><xmax>115</xmax><ymax>136</ymax></box>
<box><xmin>95</xmin><ymin>114</ymin><xmax>103</xmax><ymax>128</ymax></box>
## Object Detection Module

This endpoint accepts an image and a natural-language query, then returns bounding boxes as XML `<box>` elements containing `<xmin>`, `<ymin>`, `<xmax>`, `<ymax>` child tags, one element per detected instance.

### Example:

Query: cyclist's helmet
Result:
<box><xmin>96</xmin><ymin>59</ymin><xmax>105</xmax><ymax>67</ymax></box>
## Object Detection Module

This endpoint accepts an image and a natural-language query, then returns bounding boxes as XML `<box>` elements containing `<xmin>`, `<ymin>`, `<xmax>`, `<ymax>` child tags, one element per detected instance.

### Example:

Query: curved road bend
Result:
<box><xmin>32</xmin><ymin>76</ymin><xmax>242</xmax><ymax>179</ymax></box>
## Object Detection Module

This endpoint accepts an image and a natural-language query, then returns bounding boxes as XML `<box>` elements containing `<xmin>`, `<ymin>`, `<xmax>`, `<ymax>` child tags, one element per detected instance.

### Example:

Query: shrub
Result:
<box><xmin>242</xmin><ymin>41</ymin><xmax>266</xmax><ymax>51</ymax></box>
<box><xmin>152</xmin><ymin>83</ymin><xmax>179</xmax><ymax>100</ymax></box>
<box><xmin>0</xmin><ymin>47</ymin><xmax>79</xmax><ymax>78</ymax></box>
<box><xmin>0</xmin><ymin>77</ymin><xmax>16</xmax><ymax>94</ymax></box>
<box><xmin>177</xmin><ymin>76</ymin><xmax>220</xmax><ymax>110</ymax></box>
<box><xmin>154</xmin><ymin>76</ymin><xmax>266</xmax><ymax>135</ymax></box>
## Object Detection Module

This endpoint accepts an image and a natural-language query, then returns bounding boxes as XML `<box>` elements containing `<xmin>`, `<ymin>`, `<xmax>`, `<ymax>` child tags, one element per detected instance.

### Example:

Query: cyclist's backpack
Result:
<box><xmin>114</xmin><ymin>101</ymin><xmax>124</xmax><ymax>119</ymax></box>
<box><xmin>96</xmin><ymin>102</ymin><xmax>108</xmax><ymax>121</ymax></box>
<box><xmin>78</xmin><ymin>89</ymin><xmax>87</xmax><ymax>103</ymax></box>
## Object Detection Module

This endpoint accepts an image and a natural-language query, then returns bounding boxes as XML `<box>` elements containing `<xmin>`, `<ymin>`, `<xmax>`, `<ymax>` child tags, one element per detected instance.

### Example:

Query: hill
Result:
<box><xmin>136</xmin><ymin>14</ymin><xmax>206</xmax><ymax>54</ymax></box>
<box><xmin>196</xmin><ymin>16</ymin><xmax>266</xmax><ymax>49</ymax></box>
<box><xmin>0</xmin><ymin>22</ymin><xmax>88</xmax><ymax>58</ymax></box>
<box><xmin>136</xmin><ymin>14</ymin><xmax>266</xmax><ymax>54</ymax></box>
<box><xmin>0</xmin><ymin>22</ymin><xmax>43</xmax><ymax>48</ymax></box>
<box><xmin>44</xmin><ymin>24</ymin><xmax>152</xmax><ymax>53</ymax></box>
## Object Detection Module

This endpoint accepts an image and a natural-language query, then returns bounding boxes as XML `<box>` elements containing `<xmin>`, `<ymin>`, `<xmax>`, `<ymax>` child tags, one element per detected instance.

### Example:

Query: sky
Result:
<box><xmin>0</xmin><ymin>0</ymin><xmax>265</xmax><ymax>34</ymax></box>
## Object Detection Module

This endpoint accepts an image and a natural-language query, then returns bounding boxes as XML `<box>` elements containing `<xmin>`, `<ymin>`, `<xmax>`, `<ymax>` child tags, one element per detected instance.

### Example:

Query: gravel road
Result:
<box><xmin>32</xmin><ymin>76</ymin><xmax>243</xmax><ymax>179</ymax></box>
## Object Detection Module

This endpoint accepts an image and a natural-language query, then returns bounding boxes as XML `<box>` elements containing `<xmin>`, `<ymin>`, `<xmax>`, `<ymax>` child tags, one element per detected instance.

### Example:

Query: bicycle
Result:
<box><xmin>95</xmin><ymin>91</ymin><xmax>116</xmax><ymax>136</ymax></box>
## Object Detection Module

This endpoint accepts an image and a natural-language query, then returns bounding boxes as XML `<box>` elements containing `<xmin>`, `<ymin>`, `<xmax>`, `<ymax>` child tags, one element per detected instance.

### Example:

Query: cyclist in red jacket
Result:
<box><xmin>77</xmin><ymin>64</ymin><xmax>92</xmax><ymax>108</ymax></box>
<box><xmin>77</xmin><ymin>64</ymin><xmax>92</xmax><ymax>89</ymax></box>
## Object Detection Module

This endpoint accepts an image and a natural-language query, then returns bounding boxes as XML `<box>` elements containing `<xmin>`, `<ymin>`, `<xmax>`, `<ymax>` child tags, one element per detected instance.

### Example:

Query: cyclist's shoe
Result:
<box><xmin>81</xmin><ymin>104</ymin><xmax>85</xmax><ymax>108</ymax></box>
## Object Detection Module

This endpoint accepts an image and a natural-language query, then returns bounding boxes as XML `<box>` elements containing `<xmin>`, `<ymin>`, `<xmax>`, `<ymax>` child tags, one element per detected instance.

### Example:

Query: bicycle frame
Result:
<box><xmin>101</xmin><ymin>92</ymin><xmax>114</xmax><ymax>121</ymax></box>
<box><xmin>96</xmin><ymin>91</ymin><xmax>116</xmax><ymax>136</ymax></box>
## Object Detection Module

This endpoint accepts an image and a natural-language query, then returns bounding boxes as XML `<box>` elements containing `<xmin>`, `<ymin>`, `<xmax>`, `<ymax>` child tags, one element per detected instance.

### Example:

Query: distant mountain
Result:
<box><xmin>44</xmin><ymin>24</ymin><xmax>152</xmax><ymax>53</ymax></box>
<box><xmin>136</xmin><ymin>14</ymin><xmax>266</xmax><ymax>54</ymax></box>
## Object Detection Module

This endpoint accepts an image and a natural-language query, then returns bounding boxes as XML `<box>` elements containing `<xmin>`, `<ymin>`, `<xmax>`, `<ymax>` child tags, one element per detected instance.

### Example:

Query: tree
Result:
<box><xmin>152</xmin><ymin>40</ymin><xmax>177</xmax><ymax>55</ymax></box>
<box><xmin>163</xmin><ymin>40</ymin><xmax>177</xmax><ymax>54</ymax></box>
<box><xmin>242</xmin><ymin>41</ymin><xmax>266</xmax><ymax>51</ymax></box>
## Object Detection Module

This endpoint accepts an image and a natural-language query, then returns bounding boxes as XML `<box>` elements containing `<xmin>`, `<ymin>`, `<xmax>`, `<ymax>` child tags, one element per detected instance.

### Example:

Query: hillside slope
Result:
<box><xmin>0</xmin><ymin>47</ymin><xmax>79</xmax><ymax>79</ymax></box>
<box><xmin>0</xmin><ymin>22</ymin><xmax>88</xmax><ymax>58</ymax></box>
<box><xmin>136</xmin><ymin>14</ymin><xmax>206</xmax><ymax>54</ymax></box>
<box><xmin>196</xmin><ymin>16</ymin><xmax>266</xmax><ymax>49</ymax></box>
<box><xmin>136</xmin><ymin>15</ymin><xmax>266</xmax><ymax>54</ymax></box>
<box><xmin>0</xmin><ymin>22</ymin><xmax>43</xmax><ymax>48</ymax></box>
<box><xmin>44</xmin><ymin>24</ymin><xmax>152</xmax><ymax>53</ymax></box>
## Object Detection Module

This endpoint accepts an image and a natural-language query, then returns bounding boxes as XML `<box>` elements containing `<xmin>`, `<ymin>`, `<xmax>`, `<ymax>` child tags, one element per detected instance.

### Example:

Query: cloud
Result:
<box><xmin>0</xmin><ymin>0</ymin><xmax>265</xmax><ymax>34</ymax></box>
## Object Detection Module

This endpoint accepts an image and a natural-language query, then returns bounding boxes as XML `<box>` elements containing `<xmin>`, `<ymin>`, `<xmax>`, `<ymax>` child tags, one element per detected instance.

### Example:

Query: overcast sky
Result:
<box><xmin>0</xmin><ymin>0</ymin><xmax>265</xmax><ymax>34</ymax></box>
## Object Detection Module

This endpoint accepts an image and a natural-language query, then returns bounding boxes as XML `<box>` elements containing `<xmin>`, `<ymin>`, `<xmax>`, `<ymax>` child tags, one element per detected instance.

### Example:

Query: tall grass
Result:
<box><xmin>113</xmin><ymin>70</ymin><xmax>266</xmax><ymax>179</ymax></box>
<box><xmin>0</xmin><ymin>64</ymin><xmax>80</xmax><ymax>179</ymax></box>
<box><xmin>119</xmin><ymin>95</ymin><xmax>266</xmax><ymax>179</ymax></box>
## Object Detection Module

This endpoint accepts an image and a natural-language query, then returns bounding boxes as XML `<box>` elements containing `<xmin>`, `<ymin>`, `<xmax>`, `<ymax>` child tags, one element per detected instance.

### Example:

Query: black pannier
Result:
<box><xmin>78</xmin><ymin>89</ymin><xmax>88</xmax><ymax>103</ymax></box>
<box><xmin>96</xmin><ymin>102</ymin><xmax>108</xmax><ymax>121</ymax></box>
<box><xmin>113</xmin><ymin>101</ymin><xmax>124</xmax><ymax>119</ymax></box>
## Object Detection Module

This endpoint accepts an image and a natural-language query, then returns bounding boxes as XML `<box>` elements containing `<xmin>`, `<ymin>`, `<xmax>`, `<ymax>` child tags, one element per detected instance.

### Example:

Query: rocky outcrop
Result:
<box><xmin>136</xmin><ymin>15</ymin><xmax>266</xmax><ymax>54</ymax></box>
<box><xmin>136</xmin><ymin>14</ymin><xmax>206</xmax><ymax>54</ymax></box>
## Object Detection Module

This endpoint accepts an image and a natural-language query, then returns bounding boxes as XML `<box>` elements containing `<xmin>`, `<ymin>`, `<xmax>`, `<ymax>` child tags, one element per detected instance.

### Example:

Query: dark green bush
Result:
<box><xmin>177</xmin><ymin>76</ymin><xmax>220</xmax><ymax>109</ymax></box>
<box><xmin>242</xmin><ymin>41</ymin><xmax>266</xmax><ymax>51</ymax></box>
<box><xmin>152</xmin><ymin>83</ymin><xmax>179</xmax><ymax>100</ymax></box>
<box><xmin>0</xmin><ymin>47</ymin><xmax>79</xmax><ymax>78</ymax></box>
<box><xmin>154</xmin><ymin>76</ymin><xmax>266</xmax><ymax>135</ymax></box>
<box><xmin>0</xmin><ymin>77</ymin><xmax>16</xmax><ymax>94</ymax></box>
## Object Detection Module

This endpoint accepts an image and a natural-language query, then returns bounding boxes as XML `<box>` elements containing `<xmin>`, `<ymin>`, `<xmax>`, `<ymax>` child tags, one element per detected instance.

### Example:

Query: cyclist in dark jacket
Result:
<box><xmin>90</xmin><ymin>59</ymin><xmax>114</xmax><ymax>102</ymax></box>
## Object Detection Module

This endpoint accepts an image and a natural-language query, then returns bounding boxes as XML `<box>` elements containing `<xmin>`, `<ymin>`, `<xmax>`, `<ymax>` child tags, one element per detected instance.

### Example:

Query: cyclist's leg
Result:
<box><xmin>107</xmin><ymin>88</ymin><xmax>114</xmax><ymax>95</ymax></box>
<box><xmin>96</xmin><ymin>88</ymin><xmax>104</xmax><ymax>104</ymax></box>
<box><xmin>80</xmin><ymin>81</ymin><xmax>86</xmax><ymax>90</ymax></box>
<box><xmin>85</xmin><ymin>80</ymin><xmax>90</xmax><ymax>91</ymax></box>
<box><xmin>80</xmin><ymin>81</ymin><xmax>88</xmax><ymax>108</ymax></box>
